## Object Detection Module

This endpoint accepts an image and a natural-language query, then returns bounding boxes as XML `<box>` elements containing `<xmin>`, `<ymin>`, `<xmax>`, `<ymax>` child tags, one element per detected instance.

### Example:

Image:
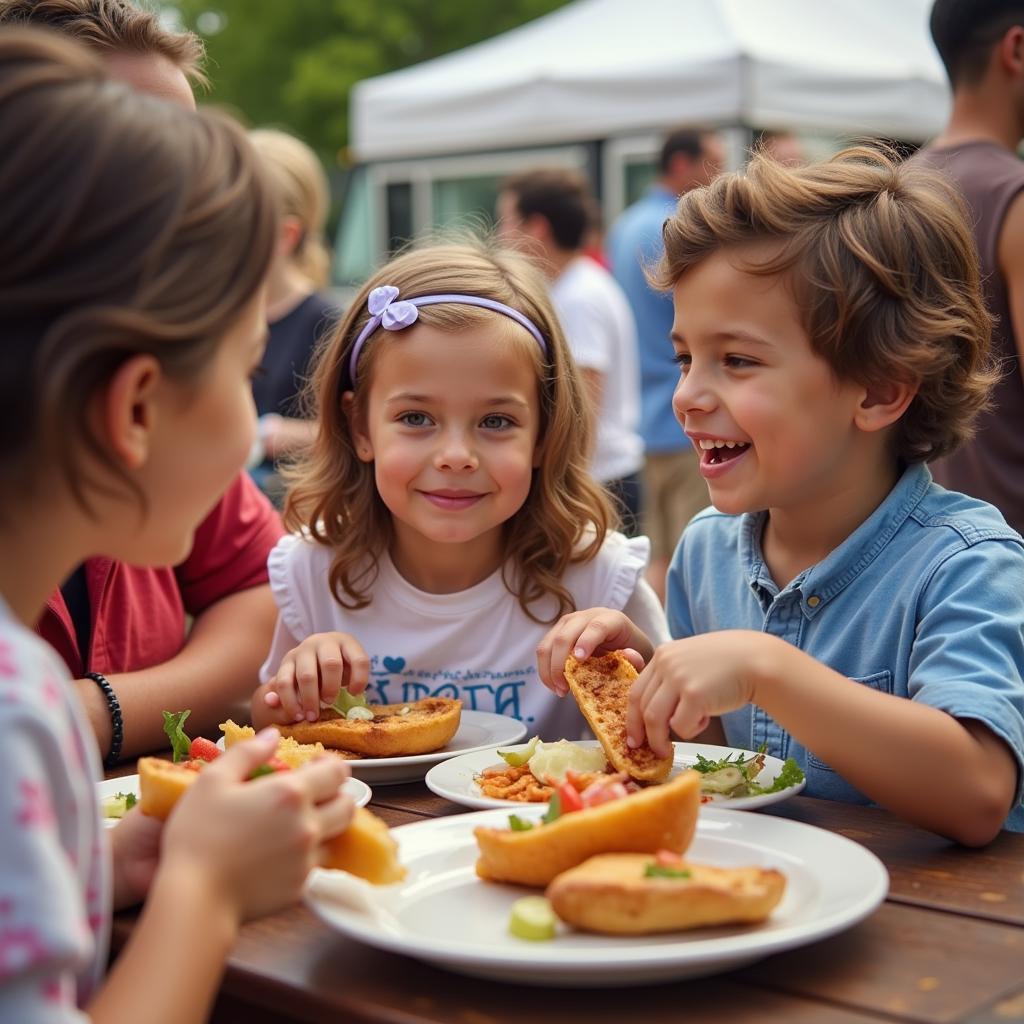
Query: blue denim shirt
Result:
<box><xmin>666</xmin><ymin>463</ymin><xmax>1024</xmax><ymax>831</ymax></box>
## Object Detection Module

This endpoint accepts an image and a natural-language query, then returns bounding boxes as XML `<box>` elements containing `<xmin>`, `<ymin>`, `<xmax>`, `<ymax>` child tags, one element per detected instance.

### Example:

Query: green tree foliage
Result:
<box><xmin>170</xmin><ymin>0</ymin><xmax>570</xmax><ymax>162</ymax></box>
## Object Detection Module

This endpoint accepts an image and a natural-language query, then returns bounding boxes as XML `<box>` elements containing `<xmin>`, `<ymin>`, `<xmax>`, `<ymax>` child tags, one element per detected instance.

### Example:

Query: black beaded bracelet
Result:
<box><xmin>85</xmin><ymin>671</ymin><xmax>123</xmax><ymax>768</ymax></box>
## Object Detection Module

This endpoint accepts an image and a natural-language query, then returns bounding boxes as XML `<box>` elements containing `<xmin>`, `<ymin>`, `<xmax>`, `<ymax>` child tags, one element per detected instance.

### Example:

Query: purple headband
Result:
<box><xmin>348</xmin><ymin>285</ymin><xmax>547</xmax><ymax>384</ymax></box>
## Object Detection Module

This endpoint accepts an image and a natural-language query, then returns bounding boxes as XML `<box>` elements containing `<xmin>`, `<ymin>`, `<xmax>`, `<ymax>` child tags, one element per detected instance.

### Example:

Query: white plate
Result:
<box><xmin>282</xmin><ymin>710</ymin><xmax>527</xmax><ymax>785</ymax></box>
<box><xmin>424</xmin><ymin>740</ymin><xmax>806</xmax><ymax>811</ymax></box>
<box><xmin>97</xmin><ymin>772</ymin><xmax>372</xmax><ymax>828</ymax></box>
<box><xmin>306</xmin><ymin>806</ymin><xmax>888</xmax><ymax>986</ymax></box>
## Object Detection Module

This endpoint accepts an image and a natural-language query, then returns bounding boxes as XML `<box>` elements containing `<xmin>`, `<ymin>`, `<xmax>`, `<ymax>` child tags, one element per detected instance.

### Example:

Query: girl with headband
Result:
<box><xmin>253</xmin><ymin>239</ymin><xmax>669</xmax><ymax>738</ymax></box>
<box><xmin>0</xmin><ymin>29</ymin><xmax>352</xmax><ymax>1022</ymax></box>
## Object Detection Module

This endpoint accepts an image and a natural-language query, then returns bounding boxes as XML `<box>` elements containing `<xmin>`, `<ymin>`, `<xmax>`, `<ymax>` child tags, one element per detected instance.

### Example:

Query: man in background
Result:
<box><xmin>607</xmin><ymin>129</ymin><xmax>725</xmax><ymax>598</ymax></box>
<box><xmin>918</xmin><ymin>0</ymin><xmax>1024</xmax><ymax>535</ymax></box>
<box><xmin>498</xmin><ymin>169</ymin><xmax>644</xmax><ymax>534</ymax></box>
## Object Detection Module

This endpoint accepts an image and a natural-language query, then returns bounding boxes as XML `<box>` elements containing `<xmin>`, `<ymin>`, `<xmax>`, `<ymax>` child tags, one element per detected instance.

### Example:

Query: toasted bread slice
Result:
<box><xmin>474</xmin><ymin>769</ymin><xmax>700</xmax><ymax>887</ymax></box>
<box><xmin>136</xmin><ymin>757</ymin><xmax>402</xmax><ymax>883</ymax></box>
<box><xmin>219</xmin><ymin>719</ymin><xmax>362</xmax><ymax>764</ymax></box>
<box><xmin>564</xmin><ymin>652</ymin><xmax>672</xmax><ymax>783</ymax></box>
<box><xmin>547</xmin><ymin>853</ymin><xmax>786</xmax><ymax>934</ymax></box>
<box><xmin>279</xmin><ymin>697</ymin><xmax>462</xmax><ymax>758</ymax></box>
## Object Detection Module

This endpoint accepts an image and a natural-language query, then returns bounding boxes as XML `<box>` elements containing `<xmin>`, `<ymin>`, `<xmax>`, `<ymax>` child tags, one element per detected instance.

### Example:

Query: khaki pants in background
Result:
<box><xmin>641</xmin><ymin>449</ymin><xmax>709</xmax><ymax>564</ymax></box>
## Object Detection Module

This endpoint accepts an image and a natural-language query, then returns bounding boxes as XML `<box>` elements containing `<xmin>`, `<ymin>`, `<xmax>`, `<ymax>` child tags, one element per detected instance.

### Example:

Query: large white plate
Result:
<box><xmin>306</xmin><ymin>806</ymin><xmax>888</xmax><ymax>986</ymax></box>
<box><xmin>424</xmin><ymin>740</ymin><xmax>806</xmax><ymax>811</ymax></box>
<box><xmin>97</xmin><ymin>772</ymin><xmax>372</xmax><ymax>828</ymax></box>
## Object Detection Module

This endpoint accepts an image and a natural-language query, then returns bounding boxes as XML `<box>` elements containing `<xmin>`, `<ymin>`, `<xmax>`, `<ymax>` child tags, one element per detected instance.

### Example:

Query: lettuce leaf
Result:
<box><xmin>162</xmin><ymin>709</ymin><xmax>192</xmax><ymax>763</ymax></box>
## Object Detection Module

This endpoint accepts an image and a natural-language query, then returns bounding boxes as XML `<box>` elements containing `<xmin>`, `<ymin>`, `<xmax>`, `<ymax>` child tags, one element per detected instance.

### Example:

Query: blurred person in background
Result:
<box><xmin>756</xmin><ymin>129</ymin><xmax>807</xmax><ymax>166</ymax></box>
<box><xmin>917</xmin><ymin>0</ymin><xmax>1024</xmax><ymax>536</ymax></box>
<box><xmin>0</xmin><ymin>0</ymin><xmax>284</xmax><ymax>759</ymax></box>
<box><xmin>248</xmin><ymin>128</ymin><xmax>340</xmax><ymax>505</ymax></box>
<box><xmin>608</xmin><ymin>128</ymin><xmax>725</xmax><ymax>599</ymax></box>
<box><xmin>498</xmin><ymin>169</ymin><xmax>644</xmax><ymax>535</ymax></box>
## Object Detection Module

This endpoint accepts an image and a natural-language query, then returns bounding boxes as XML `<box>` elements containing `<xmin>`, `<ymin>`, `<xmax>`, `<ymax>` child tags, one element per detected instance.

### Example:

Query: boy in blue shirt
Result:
<box><xmin>538</xmin><ymin>146</ymin><xmax>1024</xmax><ymax>844</ymax></box>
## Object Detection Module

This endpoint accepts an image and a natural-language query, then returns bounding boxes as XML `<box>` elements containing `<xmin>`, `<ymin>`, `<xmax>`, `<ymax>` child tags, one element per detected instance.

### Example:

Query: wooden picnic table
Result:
<box><xmin>107</xmin><ymin>763</ymin><xmax>1024</xmax><ymax>1024</ymax></box>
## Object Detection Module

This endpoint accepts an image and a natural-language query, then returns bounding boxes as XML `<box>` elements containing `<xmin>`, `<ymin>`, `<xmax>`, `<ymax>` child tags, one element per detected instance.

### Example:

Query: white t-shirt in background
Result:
<box><xmin>260</xmin><ymin>530</ymin><xmax>669</xmax><ymax>740</ymax></box>
<box><xmin>549</xmin><ymin>256</ymin><xmax>645</xmax><ymax>484</ymax></box>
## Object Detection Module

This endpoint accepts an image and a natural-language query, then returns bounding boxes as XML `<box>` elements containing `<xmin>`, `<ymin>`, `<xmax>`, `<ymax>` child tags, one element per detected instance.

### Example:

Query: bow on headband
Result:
<box><xmin>368</xmin><ymin>285</ymin><xmax>420</xmax><ymax>331</ymax></box>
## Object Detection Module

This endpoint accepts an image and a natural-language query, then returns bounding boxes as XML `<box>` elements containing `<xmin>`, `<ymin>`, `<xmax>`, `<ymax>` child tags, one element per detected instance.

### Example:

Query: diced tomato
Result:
<box><xmin>188</xmin><ymin>737</ymin><xmax>221</xmax><ymax>763</ymax></box>
<box><xmin>265</xmin><ymin>756</ymin><xmax>290</xmax><ymax>773</ymax></box>
<box><xmin>580</xmin><ymin>779</ymin><xmax>629</xmax><ymax>808</ymax></box>
<box><xmin>655</xmin><ymin>849</ymin><xmax>685</xmax><ymax>867</ymax></box>
<box><xmin>556</xmin><ymin>780</ymin><xmax>584</xmax><ymax>814</ymax></box>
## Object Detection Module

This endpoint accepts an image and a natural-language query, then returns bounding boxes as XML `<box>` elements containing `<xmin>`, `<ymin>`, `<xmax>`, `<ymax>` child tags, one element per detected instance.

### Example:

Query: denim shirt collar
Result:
<box><xmin>739</xmin><ymin>462</ymin><xmax>933</xmax><ymax>615</ymax></box>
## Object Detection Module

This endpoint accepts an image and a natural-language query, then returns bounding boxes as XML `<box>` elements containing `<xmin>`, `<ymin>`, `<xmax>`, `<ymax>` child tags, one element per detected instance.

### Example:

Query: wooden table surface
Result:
<box><xmin>108</xmin><ymin>764</ymin><xmax>1024</xmax><ymax>1024</ymax></box>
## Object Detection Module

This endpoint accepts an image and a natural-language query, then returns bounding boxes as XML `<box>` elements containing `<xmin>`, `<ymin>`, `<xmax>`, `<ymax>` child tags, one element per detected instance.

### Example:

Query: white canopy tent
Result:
<box><xmin>351</xmin><ymin>0</ymin><xmax>950</xmax><ymax>162</ymax></box>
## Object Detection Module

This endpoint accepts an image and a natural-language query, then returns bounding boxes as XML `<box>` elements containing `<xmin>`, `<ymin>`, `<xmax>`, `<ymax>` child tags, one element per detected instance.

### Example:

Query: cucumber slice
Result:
<box><xmin>101</xmin><ymin>794</ymin><xmax>131</xmax><ymax>819</ymax></box>
<box><xmin>508</xmin><ymin>896</ymin><xmax>557</xmax><ymax>941</ymax></box>
<box><xmin>498</xmin><ymin>735</ymin><xmax>539</xmax><ymax>768</ymax></box>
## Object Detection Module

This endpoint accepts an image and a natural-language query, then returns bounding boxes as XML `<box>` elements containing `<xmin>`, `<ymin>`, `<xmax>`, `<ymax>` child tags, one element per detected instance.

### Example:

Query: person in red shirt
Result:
<box><xmin>1</xmin><ymin>0</ymin><xmax>285</xmax><ymax>759</ymax></box>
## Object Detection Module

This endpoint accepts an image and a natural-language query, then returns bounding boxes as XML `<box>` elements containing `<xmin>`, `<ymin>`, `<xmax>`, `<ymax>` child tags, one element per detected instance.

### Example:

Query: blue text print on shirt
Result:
<box><xmin>366</xmin><ymin>656</ymin><xmax>527</xmax><ymax>720</ymax></box>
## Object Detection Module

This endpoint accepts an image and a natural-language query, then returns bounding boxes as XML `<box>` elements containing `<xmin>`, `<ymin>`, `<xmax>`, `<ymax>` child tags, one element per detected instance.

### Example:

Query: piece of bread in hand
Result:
<box><xmin>564</xmin><ymin>651</ymin><xmax>672</xmax><ymax>783</ymax></box>
<box><xmin>547</xmin><ymin>853</ymin><xmax>786</xmax><ymax>934</ymax></box>
<box><xmin>278</xmin><ymin>697</ymin><xmax>462</xmax><ymax>758</ymax></box>
<box><xmin>136</xmin><ymin>757</ymin><xmax>403</xmax><ymax>884</ymax></box>
<box><xmin>219</xmin><ymin>719</ymin><xmax>362</xmax><ymax>763</ymax></box>
<box><xmin>474</xmin><ymin>769</ymin><xmax>700</xmax><ymax>887</ymax></box>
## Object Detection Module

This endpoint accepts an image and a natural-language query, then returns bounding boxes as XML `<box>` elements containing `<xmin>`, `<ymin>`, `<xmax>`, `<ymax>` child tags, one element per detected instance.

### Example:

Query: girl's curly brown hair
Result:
<box><xmin>282</xmin><ymin>238</ymin><xmax>615</xmax><ymax>623</ymax></box>
<box><xmin>652</xmin><ymin>145</ymin><xmax>997</xmax><ymax>463</ymax></box>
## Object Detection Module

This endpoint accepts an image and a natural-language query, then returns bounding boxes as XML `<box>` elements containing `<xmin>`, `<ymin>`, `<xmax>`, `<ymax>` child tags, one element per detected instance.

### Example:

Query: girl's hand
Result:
<box><xmin>262</xmin><ymin>631</ymin><xmax>370</xmax><ymax>723</ymax></box>
<box><xmin>110</xmin><ymin>807</ymin><xmax>164</xmax><ymax>910</ymax></box>
<box><xmin>160</xmin><ymin>728</ymin><xmax>354</xmax><ymax>924</ymax></box>
<box><xmin>536</xmin><ymin>608</ymin><xmax>652</xmax><ymax>696</ymax></box>
<box><xmin>626</xmin><ymin>631</ymin><xmax>767</xmax><ymax>757</ymax></box>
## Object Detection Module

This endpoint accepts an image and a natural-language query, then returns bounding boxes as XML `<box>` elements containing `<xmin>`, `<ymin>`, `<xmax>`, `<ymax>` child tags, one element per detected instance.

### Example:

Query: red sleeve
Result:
<box><xmin>175</xmin><ymin>472</ymin><xmax>285</xmax><ymax>615</ymax></box>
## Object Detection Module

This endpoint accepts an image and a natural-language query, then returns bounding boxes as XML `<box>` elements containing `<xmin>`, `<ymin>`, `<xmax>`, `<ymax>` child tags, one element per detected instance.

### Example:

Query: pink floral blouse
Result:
<box><xmin>0</xmin><ymin>597</ymin><xmax>109</xmax><ymax>1021</ymax></box>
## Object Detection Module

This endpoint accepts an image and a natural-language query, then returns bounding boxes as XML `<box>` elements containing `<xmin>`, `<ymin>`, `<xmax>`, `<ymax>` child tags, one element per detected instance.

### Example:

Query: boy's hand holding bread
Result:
<box><xmin>480</xmin><ymin>652</ymin><xmax>787</xmax><ymax>937</ymax></box>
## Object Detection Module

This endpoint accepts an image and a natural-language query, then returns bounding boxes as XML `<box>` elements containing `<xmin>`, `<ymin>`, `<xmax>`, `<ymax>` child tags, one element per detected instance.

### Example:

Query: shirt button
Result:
<box><xmin>807</xmin><ymin>595</ymin><xmax>821</xmax><ymax>608</ymax></box>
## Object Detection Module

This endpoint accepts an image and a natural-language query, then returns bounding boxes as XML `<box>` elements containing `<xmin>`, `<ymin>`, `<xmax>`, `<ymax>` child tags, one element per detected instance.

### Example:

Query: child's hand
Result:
<box><xmin>626</xmin><ymin>631</ymin><xmax>766</xmax><ymax>757</ymax></box>
<box><xmin>536</xmin><ymin>608</ymin><xmax>652</xmax><ymax>696</ymax></box>
<box><xmin>160</xmin><ymin>728</ymin><xmax>353</xmax><ymax>924</ymax></box>
<box><xmin>110</xmin><ymin>806</ymin><xmax>164</xmax><ymax>910</ymax></box>
<box><xmin>262</xmin><ymin>631</ymin><xmax>370</xmax><ymax>723</ymax></box>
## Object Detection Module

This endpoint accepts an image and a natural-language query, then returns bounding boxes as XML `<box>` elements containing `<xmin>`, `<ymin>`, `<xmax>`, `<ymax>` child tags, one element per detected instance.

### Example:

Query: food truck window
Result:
<box><xmin>432</xmin><ymin>174</ymin><xmax>502</xmax><ymax>231</ymax></box>
<box><xmin>386</xmin><ymin>181</ymin><xmax>414</xmax><ymax>254</ymax></box>
<box><xmin>334</xmin><ymin>167</ymin><xmax>372</xmax><ymax>287</ymax></box>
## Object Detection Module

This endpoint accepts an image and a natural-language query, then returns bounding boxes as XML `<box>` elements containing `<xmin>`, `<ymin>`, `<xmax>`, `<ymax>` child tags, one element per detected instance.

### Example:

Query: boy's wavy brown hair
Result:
<box><xmin>0</xmin><ymin>0</ymin><xmax>207</xmax><ymax>86</ymax></box>
<box><xmin>283</xmin><ymin>239</ymin><xmax>615</xmax><ymax>623</ymax></box>
<box><xmin>652</xmin><ymin>145</ymin><xmax>997</xmax><ymax>463</ymax></box>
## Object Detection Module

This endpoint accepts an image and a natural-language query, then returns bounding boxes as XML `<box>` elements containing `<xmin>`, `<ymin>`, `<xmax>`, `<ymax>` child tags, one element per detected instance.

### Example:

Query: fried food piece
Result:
<box><xmin>136</xmin><ymin>757</ymin><xmax>403</xmax><ymax>884</ymax></box>
<box><xmin>564</xmin><ymin>652</ymin><xmax>672</xmax><ymax>783</ymax></box>
<box><xmin>322</xmin><ymin>806</ymin><xmax>406</xmax><ymax>884</ymax></box>
<box><xmin>547</xmin><ymin>853</ymin><xmax>786</xmax><ymax>934</ymax></box>
<box><xmin>137</xmin><ymin>756</ymin><xmax>200</xmax><ymax>821</ymax></box>
<box><xmin>219</xmin><ymin>719</ymin><xmax>362</xmax><ymax>764</ymax></box>
<box><xmin>278</xmin><ymin>697</ymin><xmax>462</xmax><ymax>758</ymax></box>
<box><xmin>474</xmin><ymin>769</ymin><xmax>700</xmax><ymax>887</ymax></box>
